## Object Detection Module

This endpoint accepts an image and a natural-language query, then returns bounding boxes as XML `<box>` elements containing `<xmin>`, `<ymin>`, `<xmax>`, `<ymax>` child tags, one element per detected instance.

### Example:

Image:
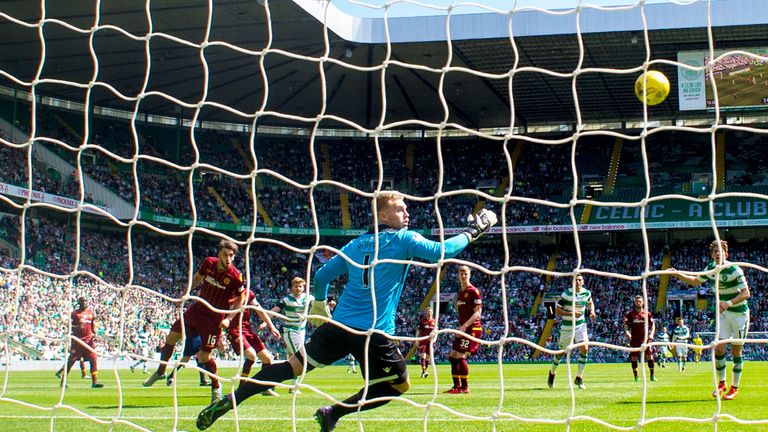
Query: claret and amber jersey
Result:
<box><xmin>195</xmin><ymin>256</ymin><xmax>244</xmax><ymax>317</ymax></box>
<box><xmin>228</xmin><ymin>290</ymin><xmax>256</xmax><ymax>333</ymax></box>
<box><xmin>457</xmin><ymin>285</ymin><xmax>482</xmax><ymax>327</ymax></box>
<box><xmin>417</xmin><ymin>316</ymin><xmax>436</xmax><ymax>338</ymax></box>
<box><xmin>624</xmin><ymin>309</ymin><xmax>654</xmax><ymax>343</ymax></box>
<box><xmin>72</xmin><ymin>308</ymin><xmax>96</xmax><ymax>341</ymax></box>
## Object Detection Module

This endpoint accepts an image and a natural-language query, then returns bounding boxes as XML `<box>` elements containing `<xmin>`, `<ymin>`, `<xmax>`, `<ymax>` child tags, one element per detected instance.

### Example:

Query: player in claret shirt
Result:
<box><xmin>60</xmin><ymin>297</ymin><xmax>103</xmax><ymax>388</ymax></box>
<box><xmin>623</xmin><ymin>295</ymin><xmax>656</xmax><ymax>382</ymax></box>
<box><xmin>445</xmin><ymin>266</ymin><xmax>482</xmax><ymax>394</ymax></box>
<box><xmin>144</xmin><ymin>240</ymin><xmax>245</xmax><ymax>404</ymax></box>
<box><xmin>229</xmin><ymin>288</ymin><xmax>280</xmax><ymax>396</ymax></box>
<box><xmin>416</xmin><ymin>306</ymin><xmax>436</xmax><ymax>379</ymax></box>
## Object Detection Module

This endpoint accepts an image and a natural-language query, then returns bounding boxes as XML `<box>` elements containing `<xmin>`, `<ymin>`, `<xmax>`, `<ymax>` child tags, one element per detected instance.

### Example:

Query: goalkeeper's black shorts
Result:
<box><xmin>301</xmin><ymin>323</ymin><xmax>408</xmax><ymax>385</ymax></box>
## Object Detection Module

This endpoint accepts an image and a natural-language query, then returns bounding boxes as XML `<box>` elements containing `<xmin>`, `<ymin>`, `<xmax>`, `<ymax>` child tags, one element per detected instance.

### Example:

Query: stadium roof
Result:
<box><xmin>1</xmin><ymin>0</ymin><xmax>767</xmax><ymax>130</ymax></box>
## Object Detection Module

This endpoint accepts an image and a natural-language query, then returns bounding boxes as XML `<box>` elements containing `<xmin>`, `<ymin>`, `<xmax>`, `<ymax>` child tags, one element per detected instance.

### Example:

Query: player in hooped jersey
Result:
<box><xmin>670</xmin><ymin>240</ymin><xmax>751</xmax><ymax>400</ymax></box>
<box><xmin>671</xmin><ymin>317</ymin><xmax>691</xmax><ymax>372</ymax></box>
<box><xmin>145</xmin><ymin>240</ymin><xmax>245</xmax><ymax>403</ymax></box>
<box><xmin>197</xmin><ymin>192</ymin><xmax>498</xmax><ymax>431</ymax></box>
<box><xmin>60</xmin><ymin>297</ymin><xmax>103</xmax><ymax>388</ymax></box>
<box><xmin>548</xmin><ymin>275</ymin><xmax>595</xmax><ymax>390</ymax></box>
<box><xmin>445</xmin><ymin>266</ymin><xmax>482</xmax><ymax>394</ymax></box>
<box><xmin>267</xmin><ymin>277</ymin><xmax>314</xmax><ymax>392</ymax></box>
<box><xmin>623</xmin><ymin>295</ymin><xmax>656</xmax><ymax>382</ymax></box>
<box><xmin>657</xmin><ymin>327</ymin><xmax>670</xmax><ymax>368</ymax></box>
<box><xmin>416</xmin><ymin>307</ymin><xmax>436</xmax><ymax>379</ymax></box>
<box><xmin>130</xmin><ymin>324</ymin><xmax>153</xmax><ymax>374</ymax></box>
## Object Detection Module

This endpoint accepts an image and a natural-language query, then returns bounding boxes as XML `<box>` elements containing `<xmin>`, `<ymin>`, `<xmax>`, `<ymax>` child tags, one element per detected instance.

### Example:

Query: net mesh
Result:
<box><xmin>0</xmin><ymin>0</ymin><xmax>767</xmax><ymax>431</ymax></box>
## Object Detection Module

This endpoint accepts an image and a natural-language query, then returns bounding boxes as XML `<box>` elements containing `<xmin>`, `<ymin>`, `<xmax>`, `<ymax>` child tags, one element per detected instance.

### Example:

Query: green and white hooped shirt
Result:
<box><xmin>277</xmin><ymin>292</ymin><xmax>314</xmax><ymax>332</ymax></box>
<box><xmin>697</xmin><ymin>261</ymin><xmax>748</xmax><ymax>314</ymax></box>
<box><xmin>557</xmin><ymin>288</ymin><xmax>592</xmax><ymax>328</ymax></box>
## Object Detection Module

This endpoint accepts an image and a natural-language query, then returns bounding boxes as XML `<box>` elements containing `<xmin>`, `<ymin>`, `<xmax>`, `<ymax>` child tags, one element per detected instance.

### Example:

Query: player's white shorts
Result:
<box><xmin>140</xmin><ymin>347</ymin><xmax>149</xmax><ymax>358</ymax></box>
<box><xmin>660</xmin><ymin>346</ymin><xmax>671</xmax><ymax>357</ymax></box>
<box><xmin>558</xmin><ymin>324</ymin><xmax>588</xmax><ymax>350</ymax></box>
<box><xmin>718</xmin><ymin>310</ymin><xmax>750</xmax><ymax>345</ymax></box>
<box><xmin>283</xmin><ymin>329</ymin><xmax>306</xmax><ymax>356</ymax></box>
<box><xmin>674</xmin><ymin>343</ymin><xmax>688</xmax><ymax>358</ymax></box>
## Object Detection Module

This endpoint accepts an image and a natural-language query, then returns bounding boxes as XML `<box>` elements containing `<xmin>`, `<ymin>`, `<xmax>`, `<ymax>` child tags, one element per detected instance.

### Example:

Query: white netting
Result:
<box><xmin>1</xmin><ymin>0</ymin><xmax>768</xmax><ymax>431</ymax></box>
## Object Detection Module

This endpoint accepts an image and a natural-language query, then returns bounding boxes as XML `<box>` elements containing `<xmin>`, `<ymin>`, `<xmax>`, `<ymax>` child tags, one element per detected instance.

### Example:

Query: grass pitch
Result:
<box><xmin>1</xmin><ymin>362</ymin><xmax>767</xmax><ymax>432</ymax></box>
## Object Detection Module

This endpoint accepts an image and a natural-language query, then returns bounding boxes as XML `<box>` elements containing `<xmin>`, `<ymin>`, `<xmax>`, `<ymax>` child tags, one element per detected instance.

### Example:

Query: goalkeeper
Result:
<box><xmin>197</xmin><ymin>191</ymin><xmax>498</xmax><ymax>431</ymax></box>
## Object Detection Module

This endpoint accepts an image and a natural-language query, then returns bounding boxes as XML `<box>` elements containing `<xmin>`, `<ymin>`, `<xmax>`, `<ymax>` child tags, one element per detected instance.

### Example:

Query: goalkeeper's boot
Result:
<box><xmin>712</xmin><ymin>381</ymin><xmax>727</xmax><ymax>398</ymax></box>
<box><xmin>650</xmin><ymin>375</ymin><xmax>658</xmax><ymax>382</ymax></box>
<box><xmin>547</xmin><ymin>372</ymin><xmax>555</xmax><ymax>389</ymax></box>
<box><xmin>196</xmin><ymin>395</ymin><xmax>232</xmax><ymax>431</ymax></box>
<box><xmin>91</xmin><ymin>383</ymin><xmax>104</xmax><ymax>388</ymax></box>
<box><xmin>315</xmin><ymin>406</ymin><xmax>338</xmax><ymax>432</ymax></box>
<box><xmin>722</xmin><ymin>386</ymin><xmax>738</xmax><ymax>400</ymax></box>
<box><xmin>574</xmin><ymin>376</ymin><xmax>586</xmax><ymax>390</ymax></box>
<box><xmin>143</xmin><ymin>371</ymin><xmax>165</xmax><ymax>387</ymax></box>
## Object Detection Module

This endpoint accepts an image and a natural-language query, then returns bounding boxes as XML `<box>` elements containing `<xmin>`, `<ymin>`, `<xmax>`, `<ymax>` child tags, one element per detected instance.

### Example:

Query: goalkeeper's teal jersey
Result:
<box><xmin>696</xmin><ymin>261</ymin><xmax>749</xmax><ymax>314</ymax></box>
<box><xmin>314</xmin><ymin>227</ymin><xmax>469</xmax><ymax>335</ymax></box>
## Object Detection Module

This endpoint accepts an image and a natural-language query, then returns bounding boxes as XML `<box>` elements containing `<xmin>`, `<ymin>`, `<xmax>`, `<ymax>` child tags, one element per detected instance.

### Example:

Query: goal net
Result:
<box><xmin>0</xmin><ymin>0</ymin><xmax>767</xmax><ymax>431</ymax></box>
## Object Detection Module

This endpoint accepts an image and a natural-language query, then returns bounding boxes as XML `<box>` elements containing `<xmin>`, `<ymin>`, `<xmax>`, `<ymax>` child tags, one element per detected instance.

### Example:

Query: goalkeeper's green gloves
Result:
<box><xmin>308</xmin><ymin>299</ymin><xmax>331</xmax><ymax>327</ymax></box>
<box><xmin>463</xmin><ymin>208</ymin><xmax>498</xmax><ymax>242</ymax></box>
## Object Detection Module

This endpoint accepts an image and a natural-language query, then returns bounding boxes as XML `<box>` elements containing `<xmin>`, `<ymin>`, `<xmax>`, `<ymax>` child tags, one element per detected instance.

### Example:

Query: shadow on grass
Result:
<box><xmin>87</xmin><ymin>405</ymin><xmax>160</xmax><ymax>409</ymax></box>
<box><xmin>88</xmin><ymin>397</ymin><xmax>212</xmax><ymax>409</ymax></box>
<box><xmin>616</xmin><ymin>399</ymin><xmax>710</xmax><ymax>405</ymax></box>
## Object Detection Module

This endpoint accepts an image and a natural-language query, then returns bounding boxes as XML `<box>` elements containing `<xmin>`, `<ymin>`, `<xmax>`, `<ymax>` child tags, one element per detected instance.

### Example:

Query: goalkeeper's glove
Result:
<box><xmin>463</xmin><ymin>208</ymin><xmax>498</xmax><ymax>242</ymax></box>
<box><xmin>308</xmin><ymin>299</ymin><xmax>331</xmax><ymax>327</ymax></box>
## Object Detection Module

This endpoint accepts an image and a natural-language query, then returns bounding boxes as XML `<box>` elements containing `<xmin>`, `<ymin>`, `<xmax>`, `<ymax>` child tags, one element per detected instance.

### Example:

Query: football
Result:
<box><xmin>634</xmin><ymin>70</ymin><xmax>670</xmax><ymax>106</ymax></box>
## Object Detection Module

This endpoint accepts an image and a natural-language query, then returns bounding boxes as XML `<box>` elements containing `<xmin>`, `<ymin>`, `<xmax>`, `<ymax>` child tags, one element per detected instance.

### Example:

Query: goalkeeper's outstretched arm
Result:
<box><xmin>408</xmin><ymin>208</ymin><xmax>499</xmax><ymax>261</ymax></box>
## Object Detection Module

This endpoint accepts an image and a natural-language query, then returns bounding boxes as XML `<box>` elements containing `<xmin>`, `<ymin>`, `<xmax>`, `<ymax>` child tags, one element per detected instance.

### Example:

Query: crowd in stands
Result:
<box><xmin>6</xmin><ymin>102</ymin><xmax>768</xmax><ymax>234</ymax></box>
<box><xmin>0</xmin><ymin>102</ymin><xmax>638</xmax><ymax>231</ymax></box>
<box><xmin>2</xmin><ymin>214</ymin><xmax>767</xmax><ymax>365</ymax></box>
<box><xmin>708</xmin><ymin>53</ymin><xmax>762</xmax><ymax>75</ymax></box>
